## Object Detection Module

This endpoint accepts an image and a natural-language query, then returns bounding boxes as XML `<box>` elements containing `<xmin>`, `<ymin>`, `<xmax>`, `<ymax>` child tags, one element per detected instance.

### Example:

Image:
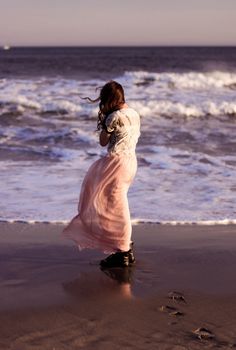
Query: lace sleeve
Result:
<box><xmin>105</xmin><ymin>112</ymin><xmax>117</xmax><ymax>133</ymax></box>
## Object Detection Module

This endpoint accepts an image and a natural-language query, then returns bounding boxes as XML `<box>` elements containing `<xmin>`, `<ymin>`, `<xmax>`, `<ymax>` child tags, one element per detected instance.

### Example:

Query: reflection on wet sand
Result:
<box><xmin>100</xmin><ymin>266</ymin><xmax>134</xmax><ymax>299</ymax></box>
<box><xmin>62</xmin><ymin>266</ymin><xmax>135</xmax><ymax>301</ymax></box>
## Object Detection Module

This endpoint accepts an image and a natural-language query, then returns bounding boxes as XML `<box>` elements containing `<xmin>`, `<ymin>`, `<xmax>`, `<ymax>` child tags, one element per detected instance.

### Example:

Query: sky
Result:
<box><xmin>0</xmin><ymin>0</ymin><xmax>235</xmax><ymax>46</ymax></box>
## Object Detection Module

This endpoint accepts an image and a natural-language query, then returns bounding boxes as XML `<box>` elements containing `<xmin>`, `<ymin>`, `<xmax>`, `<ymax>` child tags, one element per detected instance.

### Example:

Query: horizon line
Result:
<box><xmin>1</xmin><ymin>44</ymin><xmax>236</xmax><ymax>48</ymax></box>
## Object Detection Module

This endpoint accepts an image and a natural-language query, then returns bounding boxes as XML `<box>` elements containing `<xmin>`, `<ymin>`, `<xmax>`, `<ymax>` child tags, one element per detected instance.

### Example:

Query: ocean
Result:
<box><xmin>0</xmin><ymin>46</ymin><xmax>236</xmax><ymax>223</ymax></box>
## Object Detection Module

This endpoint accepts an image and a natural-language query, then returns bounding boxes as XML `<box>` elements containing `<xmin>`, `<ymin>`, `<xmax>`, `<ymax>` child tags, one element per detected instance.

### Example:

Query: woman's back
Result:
<box><xmin>105</xmin><ymin>107</ymin><xmax>140</xmax><ymax>155</ymax></box>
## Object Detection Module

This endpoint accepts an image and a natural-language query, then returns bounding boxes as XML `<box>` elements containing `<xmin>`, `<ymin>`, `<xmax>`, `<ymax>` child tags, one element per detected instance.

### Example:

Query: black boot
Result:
<box><xmin>100</xmin><ymin>251</ymin><xmax>129</xmax><ymax>268</ymax></box>
<box><xmin>128</xmin><ymin>242</ymin><xmax>136</xmax><ymax>264</ymax></box>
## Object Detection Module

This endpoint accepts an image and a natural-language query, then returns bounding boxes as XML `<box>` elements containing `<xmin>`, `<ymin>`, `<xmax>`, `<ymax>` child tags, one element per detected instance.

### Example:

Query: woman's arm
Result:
<box><xmin>99</xmin><ymin>129</ymin><xmax>111</xmax><ymax>146</ymax></box>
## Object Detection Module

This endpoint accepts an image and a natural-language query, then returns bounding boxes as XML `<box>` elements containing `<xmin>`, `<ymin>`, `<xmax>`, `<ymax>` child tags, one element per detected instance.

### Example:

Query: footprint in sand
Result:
<box><xmin>167</xmin><ymin>291</ymin><xmax>186</xmax><ymax>303</ymax></box>
<box><xmin>159</xmin><ymin>305</ymin><xmax>184</xmax><ymax>317</ymax></box>
<box><xmin>169</xmin><ymin>310</ymin><xmax>184</xmax><ymax>317</ymax></box>
<box><xmin>192</xmin><ymin>327</ymin><xmax>215</xmax><ymax>340</ymax></box>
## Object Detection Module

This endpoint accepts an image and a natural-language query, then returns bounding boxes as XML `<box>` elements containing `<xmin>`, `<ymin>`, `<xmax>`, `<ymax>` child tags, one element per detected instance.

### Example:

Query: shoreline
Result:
<box><xmin>1</xmin><ymin>222</ymin><xmax>236</xmax><ymax>349</ymax></box>
<box><xmin>1</xmin><ymin>218</ymin><xmax>236</xmax><ymax>225</ymax></box>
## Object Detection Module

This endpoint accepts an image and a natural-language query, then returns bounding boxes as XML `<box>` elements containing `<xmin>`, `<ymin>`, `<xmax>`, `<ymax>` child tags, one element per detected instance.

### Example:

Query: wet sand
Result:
<box><xmin>1</xmin><ymin>222</ymin><xmax>236</xmax><ymax>349</ymax></box>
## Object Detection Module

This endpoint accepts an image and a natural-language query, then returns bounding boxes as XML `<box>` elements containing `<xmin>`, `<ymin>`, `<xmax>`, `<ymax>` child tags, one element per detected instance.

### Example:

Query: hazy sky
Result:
<box><xmin>0</xmin><ymin>0</ymin><xmax>235</xmax><ymax>46</ymax></box>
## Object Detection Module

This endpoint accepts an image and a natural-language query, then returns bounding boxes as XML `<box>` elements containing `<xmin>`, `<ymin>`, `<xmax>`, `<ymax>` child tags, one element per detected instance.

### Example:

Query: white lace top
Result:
<box><xmin>105</xmin><ymin>107</ymin><xmax>140</xmax><ymax>156</ymax></box>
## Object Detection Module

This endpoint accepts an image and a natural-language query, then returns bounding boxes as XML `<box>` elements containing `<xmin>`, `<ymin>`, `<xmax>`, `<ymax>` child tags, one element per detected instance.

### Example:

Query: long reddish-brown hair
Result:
<box><xmin>86</xmin><ymin>80</ymin><xmax>125</xmax><ymax>130</ymax></box>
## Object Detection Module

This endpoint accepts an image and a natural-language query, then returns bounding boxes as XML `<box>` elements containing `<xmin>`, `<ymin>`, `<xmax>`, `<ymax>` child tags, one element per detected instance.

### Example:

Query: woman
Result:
<box><xmin>63</xmin><ymin>81</ymin><xmax>140</xmax><ymax>268</ymax></box>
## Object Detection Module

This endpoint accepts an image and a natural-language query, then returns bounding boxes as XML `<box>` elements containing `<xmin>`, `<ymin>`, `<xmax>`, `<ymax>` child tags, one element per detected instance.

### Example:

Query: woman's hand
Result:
<box><xmin>99</xmin><ymin>129</ymin><xmax>111</xmax><ymax>146</ymax></box>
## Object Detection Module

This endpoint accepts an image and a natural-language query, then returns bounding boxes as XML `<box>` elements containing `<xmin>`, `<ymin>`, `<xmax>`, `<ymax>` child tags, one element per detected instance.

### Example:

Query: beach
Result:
<box><xmin>1</xmin><ymin>46</ymin><xmax>236</xmax><ymax>349</ymax></box>
<box><xmin>1</xmin><ymin>222</ymin><xmax>236</xmax><ymax>349</ymax></box>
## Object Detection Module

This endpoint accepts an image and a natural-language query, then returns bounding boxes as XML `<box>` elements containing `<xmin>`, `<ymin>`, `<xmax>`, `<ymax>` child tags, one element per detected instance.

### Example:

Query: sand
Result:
<box><xmin>0</xmin><ymin>222</ymin><xmax>236</xmax><ymax>349</ymax></box>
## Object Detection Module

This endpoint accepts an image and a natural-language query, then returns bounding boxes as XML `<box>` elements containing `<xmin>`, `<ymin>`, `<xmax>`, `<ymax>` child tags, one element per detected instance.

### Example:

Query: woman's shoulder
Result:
<box><xmin>105</xmin><ymin>107</ymin><xmax>140</xmax><ymax>130</ymax></box>
<box><xmin>118</xmin><ymin>107</ymin><xmax>139</xmax><ymax>118</ymax></box>
<box><xmin>107</xmin><ymin>106</ymin><xmax>139</xmax><ymax>117</ymax></box>
<box><xmin>120</xmin><ymin>108</ymin><xmax>140</xmax><ymax>125</ymax></box>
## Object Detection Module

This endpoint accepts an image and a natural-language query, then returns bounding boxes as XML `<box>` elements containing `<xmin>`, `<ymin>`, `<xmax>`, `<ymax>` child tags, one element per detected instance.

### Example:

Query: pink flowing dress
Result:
<box><xmin>62</xmin><ymin>107</ymin><xmax>140</xmax><ymax>253</ymax></box>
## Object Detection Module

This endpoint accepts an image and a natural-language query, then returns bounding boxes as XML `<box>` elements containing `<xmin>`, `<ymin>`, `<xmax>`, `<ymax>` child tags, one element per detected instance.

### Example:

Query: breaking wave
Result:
<box><xmin>1</xmin><ymin>70</ymin><xmax>236</xmax><ymax>119</ymax></box>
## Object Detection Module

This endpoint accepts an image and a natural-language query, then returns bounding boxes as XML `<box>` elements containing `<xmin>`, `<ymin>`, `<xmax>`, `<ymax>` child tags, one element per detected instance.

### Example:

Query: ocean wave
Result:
<box><xmin>1</xmin><ymin>72</ymin><xmax>236</xmax><ymax>119</ymax></box>
<box><xmin>1</xmin><ymin>99</ymin><xmax>236</xmax><ymax>119</ymax></box>
<box><xmin>122</xmin><ymin>70</ymin><xmax>236</xmax><ymax>90</ymax></box>
<box><xmin>131</xmin><ymin>100</ymin><xmax>236</xmax><ymax>118</ymax></box>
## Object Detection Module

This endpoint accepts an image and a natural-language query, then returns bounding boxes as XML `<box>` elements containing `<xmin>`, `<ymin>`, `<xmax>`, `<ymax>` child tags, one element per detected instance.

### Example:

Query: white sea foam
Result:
<box><xmin>0</xmin><ymin>142</ymin><xmax>235</xmax><ymax>223</ymax></box>
<box><xmin>1</xmin><ymin>71</ymin><xmax>236</xmax><ymax>119</ymax></box>
<box><xmin>132</xmin><ymin>100</ymin><xmax>236</xmax><ymax>118</ymax></box>
<box><xmin>132</xmin><ymin>218</ymin><xmax>236</xmax><ymax>225</ymax></box>
<box><xmin>1</xmin><ymin>218</ymin><xmax>235</xmax><ymax>226</ymax></box>
<box><xmin>122</xmin><ymin>70</ymin><xmax>236</xmax><ymax>90</ymax></box>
